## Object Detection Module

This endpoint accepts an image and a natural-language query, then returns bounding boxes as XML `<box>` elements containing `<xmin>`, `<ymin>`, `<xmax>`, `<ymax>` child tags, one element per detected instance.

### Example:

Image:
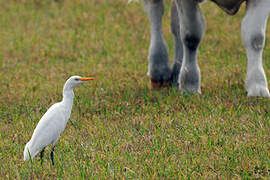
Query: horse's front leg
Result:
<box><xmin>170</xmin><ymin>0</ymin><xmax>183</xmax><ymax>86</ymax></box>
<box><xmin>143</xmin><ymin>0</ymin><xmax>171</xmax><ymax>88</ymax></box>
<box><xmin>175</xmin><ymin>0</ymin><xmax>205</xmax><ymax>93</ymax></box>
<box><xmin>242</xmin><ymin>0</ymin><xmax>270</xmax><ymax>97</ymax></box>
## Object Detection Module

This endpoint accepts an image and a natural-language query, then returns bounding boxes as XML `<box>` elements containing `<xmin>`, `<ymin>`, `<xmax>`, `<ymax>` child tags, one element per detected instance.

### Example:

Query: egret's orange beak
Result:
<box><xmin>79</xmin><ymin>77</ymin><xmax>95</xmax><ymax>81</ymax></box>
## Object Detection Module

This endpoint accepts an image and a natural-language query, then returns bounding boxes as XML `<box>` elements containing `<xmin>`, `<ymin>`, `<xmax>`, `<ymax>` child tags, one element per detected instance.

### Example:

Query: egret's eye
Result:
<box><xmin>75</xmin><ymin>78</ymin><xmax>79</xmax><ymax>81</ymax></box>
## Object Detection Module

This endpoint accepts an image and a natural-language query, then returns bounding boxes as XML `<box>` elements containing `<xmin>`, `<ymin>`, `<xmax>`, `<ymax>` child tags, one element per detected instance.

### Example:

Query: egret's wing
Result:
<box><xmin>29</xmin><ymin>102</ymin><xmax>67</xmax><ymax>155</ymax></box>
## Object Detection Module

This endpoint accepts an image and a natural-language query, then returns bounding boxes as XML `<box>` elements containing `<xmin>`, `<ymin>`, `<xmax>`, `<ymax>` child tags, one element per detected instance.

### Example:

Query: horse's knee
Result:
<box><xmin>241</xmin><ymin>1</ymin><xmax>268</xmax><ymax>52</ymax></box>
<box><xmin>176</xmin><ymin>1</ymin><xmax>205</xmax><ymax>52</ymax></box>
<box><xmin>242</xmin><ymin>25</ymin><xmax>265</xmax><ymax>51</ymax></box>
<box><xmin>251</xmin><ymin>33</ymin><xmax>265</xmax><ymax>51</ymax></box>
<box><xmin>182</xmin><ymin>34</ymin><xmax>201</xmax><ymax>51</ymax></box>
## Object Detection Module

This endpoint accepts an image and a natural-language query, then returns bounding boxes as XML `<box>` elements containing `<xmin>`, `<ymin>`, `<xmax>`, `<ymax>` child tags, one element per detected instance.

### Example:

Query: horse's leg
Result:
<box><xmin>242</xmin><ymin>0</ymin><xmax>270</xmax><ymax>97</ymax></box>
<box><xmin>143</xmin><ymin>0</ymin><xmax>171</xmax><ymax>88</ymax></box>
<box><xmin>170</xmin><ymin>0</ymin><xmax>183</xmax><ymax>86</ymax></box>
<box><xmin>175</xmin><ymin>0</ymin><xmax>205</xmax><ymax>93</ymax></box>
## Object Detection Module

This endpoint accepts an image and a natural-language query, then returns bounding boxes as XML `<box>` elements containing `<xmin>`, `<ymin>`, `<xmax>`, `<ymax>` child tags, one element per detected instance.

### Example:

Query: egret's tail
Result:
<box><xmin>23</xmin><ymin>142</ymin><xmax>31</xmax><ymax>161</ymax></box>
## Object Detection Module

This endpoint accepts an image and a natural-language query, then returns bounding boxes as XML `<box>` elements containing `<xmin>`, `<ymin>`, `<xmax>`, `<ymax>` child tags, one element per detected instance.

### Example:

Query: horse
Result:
<box><xmin>141</xmin><ymin>0</ymin><xmax>270</xmax><ymax>97</ymax></box>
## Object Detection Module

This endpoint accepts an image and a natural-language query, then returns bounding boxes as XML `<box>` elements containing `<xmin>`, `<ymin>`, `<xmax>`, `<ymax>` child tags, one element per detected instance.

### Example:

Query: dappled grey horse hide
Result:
<box><xmin>142</xmin><ymin>0</ymin><xmax>270</xmax><ymax>97</ymax></box>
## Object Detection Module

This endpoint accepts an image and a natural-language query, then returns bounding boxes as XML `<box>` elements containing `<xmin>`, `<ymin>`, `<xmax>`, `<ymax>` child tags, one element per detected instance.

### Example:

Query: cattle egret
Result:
<box><xmin>24</xmin><ymin>75</ymin><xmax>94</xmax><ymax>165</ymax></box>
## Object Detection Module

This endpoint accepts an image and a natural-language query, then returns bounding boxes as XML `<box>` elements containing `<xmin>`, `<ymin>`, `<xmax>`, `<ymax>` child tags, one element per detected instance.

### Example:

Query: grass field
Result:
<box><xmin>0</xmin><ymin>0</ymin><xmax>269</xmax><ymax>179</ymax></box>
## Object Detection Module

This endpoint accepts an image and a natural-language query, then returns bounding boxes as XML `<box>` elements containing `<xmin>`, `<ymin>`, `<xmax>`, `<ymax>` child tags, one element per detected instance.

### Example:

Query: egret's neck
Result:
<box><xmin>62</xmin><ymin>83</ymin><xmax>75</xmax><ymax>105</ymax></box>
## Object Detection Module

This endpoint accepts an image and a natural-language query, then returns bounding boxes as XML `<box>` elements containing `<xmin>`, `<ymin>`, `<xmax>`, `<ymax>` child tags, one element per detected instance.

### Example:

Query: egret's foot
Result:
<box><xmin>247</xmin><ymin>85</ymin><xmax>270</xmax><ymax>97</ymax></box>
<box><xmin>178</xmin><ymin>66</ymin><xmax>201</xmax><ymax>94</ymax></box>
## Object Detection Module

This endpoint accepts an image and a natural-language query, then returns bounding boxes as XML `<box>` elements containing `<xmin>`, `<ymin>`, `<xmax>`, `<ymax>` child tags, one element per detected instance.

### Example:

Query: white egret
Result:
<box><xmin>24</xmin><ymin>75</ymin><xmax>94</xmax><ymax>165</ymax></box>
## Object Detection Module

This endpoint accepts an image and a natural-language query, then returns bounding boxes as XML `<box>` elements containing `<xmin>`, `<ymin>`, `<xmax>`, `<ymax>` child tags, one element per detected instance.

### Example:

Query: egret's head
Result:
<box><xmin>65</xmin><ymin>75</ymin><xmax>94</xmax><ymax>89</ymax></box>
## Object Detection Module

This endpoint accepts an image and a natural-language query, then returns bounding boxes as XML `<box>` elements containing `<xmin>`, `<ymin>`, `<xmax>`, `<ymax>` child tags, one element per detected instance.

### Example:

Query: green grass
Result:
<box><xmin>0</xmin><ymin>0</ymin><xmax>269</xmax><ymax>179</ymax></box>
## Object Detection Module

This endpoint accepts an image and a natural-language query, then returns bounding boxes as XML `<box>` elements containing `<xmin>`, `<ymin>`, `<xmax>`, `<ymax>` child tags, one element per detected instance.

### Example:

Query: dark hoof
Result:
<box><xmin>151</xmin><ymin>79</ymin><xmax>171</xmax><ymax>89</ymax></box>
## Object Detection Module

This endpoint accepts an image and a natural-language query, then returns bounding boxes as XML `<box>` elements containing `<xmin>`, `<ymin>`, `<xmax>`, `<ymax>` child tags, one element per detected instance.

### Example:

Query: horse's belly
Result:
<box><xmin>211</xmin><ymin>0</ymin><xmax>245</xmax><ymax>15</ymax></box>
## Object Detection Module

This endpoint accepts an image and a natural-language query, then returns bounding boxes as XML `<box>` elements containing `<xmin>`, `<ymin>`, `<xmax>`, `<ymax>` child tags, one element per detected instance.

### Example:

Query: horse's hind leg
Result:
<box><xmin>170</xmin><ymin>0</ymin><xmax>183</xmax><ymax>86</ymax></box>
<box><xmin>175</xmin><ymin>0</ymin><xmax>205</xmax><ymax>93</ymax></box>
<box><xmin>143</xmin><ymin>0</ymin><xmax>171</xmax><ymax>88</ymax></box>
<box><xmin>242</xmin><ymin>0</ymin><xmax>270</xmax><ymax>97</ymax></box>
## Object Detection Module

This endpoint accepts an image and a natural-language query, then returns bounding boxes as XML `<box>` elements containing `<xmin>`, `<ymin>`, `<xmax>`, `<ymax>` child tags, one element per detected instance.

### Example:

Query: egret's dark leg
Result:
<box><xmin>50</xmin><ymin>146</ymin><xmax>55</xmax><ymax>165</ymax></box>
<box><xmin>40</xmin><ymin>148</ymin><xmax>45</xmax><ymax>165</ymax></box>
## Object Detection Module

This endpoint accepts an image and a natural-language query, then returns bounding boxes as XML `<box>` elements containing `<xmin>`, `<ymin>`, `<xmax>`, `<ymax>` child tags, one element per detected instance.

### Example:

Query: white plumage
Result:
<box><xmin>24</xmin><ymin>75</ymin><xmax>94</xmax><ymax>164</ymax></box>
